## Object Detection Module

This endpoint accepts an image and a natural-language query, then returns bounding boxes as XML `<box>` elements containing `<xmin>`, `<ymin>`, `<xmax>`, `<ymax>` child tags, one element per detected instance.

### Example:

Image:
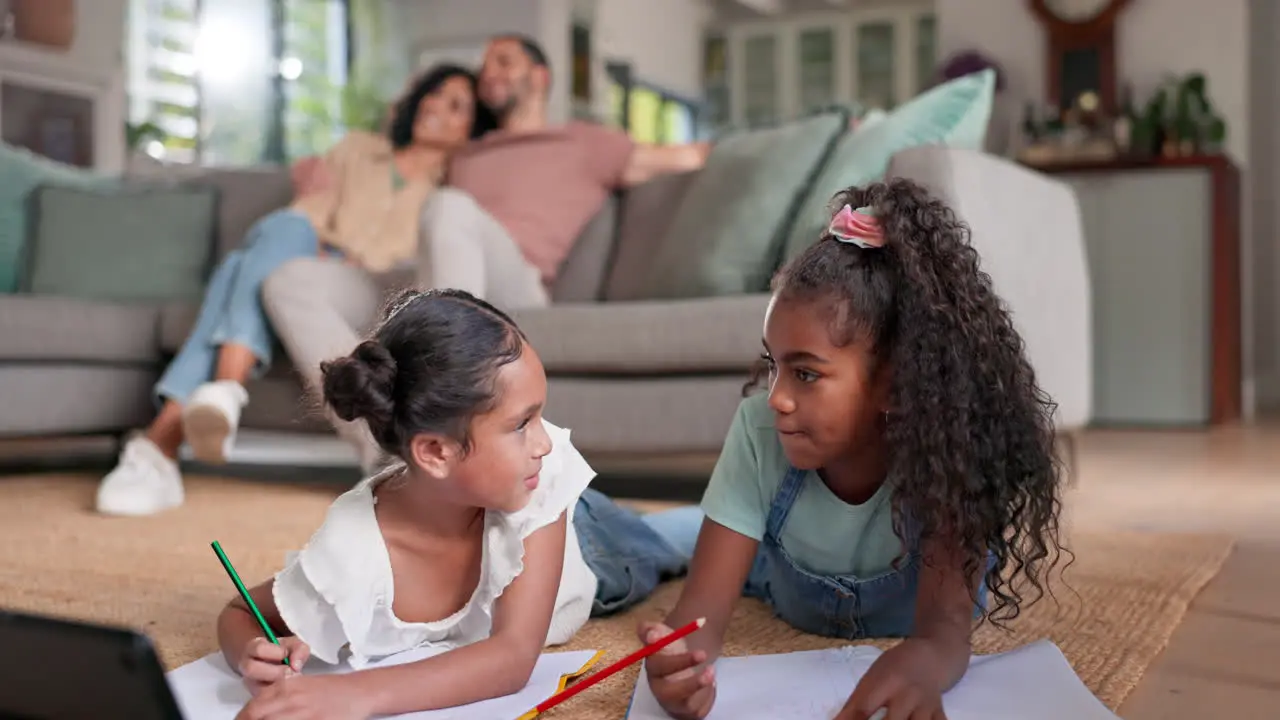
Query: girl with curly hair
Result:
<box><xmin>639</xmin><ymin>178</ymin><xmax>1069</xmax><ymax>720</ymax></box>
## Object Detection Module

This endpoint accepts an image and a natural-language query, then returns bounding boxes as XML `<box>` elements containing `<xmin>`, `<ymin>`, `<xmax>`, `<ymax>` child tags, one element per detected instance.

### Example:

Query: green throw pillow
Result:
<box><xmin>0</xmin><ymin>143</ymin><xmax>117</xmax><ymax>291</ymax></box>
<box><xmin>781</xmin><ymin>69</ymin><xmax>996</xmax><ymax>261</ymax></box>
<box><xmin>22</xmin><ymin>184</ymin><xmax>219</xmax><ymax>302</ymax></box>
<box><xmin>633</xmin><ymin>110</ymin><xmax>849</xmax><ymax>299</ymax></box>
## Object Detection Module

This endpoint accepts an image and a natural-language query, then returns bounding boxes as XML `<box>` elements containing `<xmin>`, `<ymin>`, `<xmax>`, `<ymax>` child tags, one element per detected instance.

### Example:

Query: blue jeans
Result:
<box><xmin>573</xmin><ymin>489</ymin><xmax>693</xmax><ymax>616</ymax></box>
<box><xmin>154</xmin><ymin>209</ymin><xmax>325</xmax><ymax>404</ymax></box>
<box><xmin>641</xmin><ymin>505</ymin><xmax>708</xmax><ymax>574</ymax></box>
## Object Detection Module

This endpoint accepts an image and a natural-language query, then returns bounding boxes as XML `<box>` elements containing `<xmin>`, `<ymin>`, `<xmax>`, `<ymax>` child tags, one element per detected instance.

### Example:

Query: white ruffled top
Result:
<box><xmin>271</xmin><ymin>420</ymin><xmax>598</xmax><ymax>668</ymax></box>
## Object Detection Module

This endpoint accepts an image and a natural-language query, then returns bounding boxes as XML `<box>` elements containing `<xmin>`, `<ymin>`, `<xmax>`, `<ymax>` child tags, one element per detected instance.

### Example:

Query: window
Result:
<box><xmin>856</xmin><ymin>22</ymin><xmax>895</xmax><ymax>110</ymax></box>
<box><xmin>127</xmin><ymin>0</ymin><xmax>350</xmax><ymax>165</ymax></box>
<box><xmin>719</xmin><ymin>4</ymin><xmax>936</xmax><ymax>129</ymax></box>
<box><xmin>701</xmin><ymin>34</ymin><xmax>729</xmax><ymax>136</ymax></box>
<box><xmin>915</xmin><ymin>15</ymin><xmax>938</xmax><ymax>92</ymax></box>
<box><xmin>742</xmin><ymin>34</ymin><xmax>777</xmax><ymax>127</ymax></box>
<box><xmin>281</xmin><ymin>0</ymin><xmax>350</xmax><ymax>160</ymax></box>
<box><xmin>605</xmin><ymin>63</ymin><xmax>698</xmax><ymax>144</ymax></box>
<box><xmin>126</xmin><ymin>0</ymin><xmax>201</xmax><ymax>162</ymax></box>
<box><xmin>798</xmin><ymin>28</ymin><xmax>836</xmax><ymax>114</ymax></box>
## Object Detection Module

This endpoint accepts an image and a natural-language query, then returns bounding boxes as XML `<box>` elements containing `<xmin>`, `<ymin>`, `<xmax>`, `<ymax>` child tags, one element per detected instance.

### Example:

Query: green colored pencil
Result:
<box><xmin>211</xmin><ymin>540</ymin><xmax>290</xmax><ymax>666</ymax></box>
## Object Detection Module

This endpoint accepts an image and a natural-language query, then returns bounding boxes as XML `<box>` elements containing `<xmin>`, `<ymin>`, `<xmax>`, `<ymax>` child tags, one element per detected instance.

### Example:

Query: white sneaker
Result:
<box><xmin>181</xmin><ymin>380</ymin><xmax>249</xmax><ymax>465</ymax></box>
<box><xmin>96</xmin><ymin>436</ymin><xmax>185</xmax><ymax>516</ymax></box>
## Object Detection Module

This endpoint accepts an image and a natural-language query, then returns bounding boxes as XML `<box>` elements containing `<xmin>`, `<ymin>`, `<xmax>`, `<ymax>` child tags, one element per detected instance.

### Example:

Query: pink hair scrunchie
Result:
<box><xmin>828</xmin><ymin>204</ymin><xmax>885</xmax><ymax>249</ymax></box>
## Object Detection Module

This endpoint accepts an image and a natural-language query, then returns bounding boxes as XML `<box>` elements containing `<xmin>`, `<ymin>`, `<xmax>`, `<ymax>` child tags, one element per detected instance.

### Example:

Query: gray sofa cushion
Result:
<box><xmin>0</xmin><ymin>296</ymin><xmax>161</xmax><ymax>363</ymax></box>
<box><xmin>198</xmin><ymin>168</ymin><xmax>297</xmax><ymax>259</ymax></box>
<box><xmin>511</xmin><ymin>294</ymin><xmax>770</xmax><ymax>374</ymax></box>
<box><xmin>23</xmin><ymin>183</ymin><xmax>219</xmax><ymax>302</ymax></box>
<box><xmin>604</xmin><ymin>170</ymin><xmax>700</xmax><ymax>302</ymax></box>
<box><xmin>546</xmin><ymin>374</ymin><xmax>749</xmax><ymax>454</ymax></box>
<box><xmin>158</xmin><ymin>302</ymin><xmax>199</xmax><ymax>354</ymax></box>
<box><xmin>126</xmin><ymin>159</ymin><xmax>294</xmax><ymax>259</ymax></box>
<box><xmin>552</xmin><ymin>195</ymin><xmax>618</xmax><ymax>303</ymax></box>
<box><xmin>0</xmin><ymin>365</ymin><xmax>157</xmax><ymax>435</ymax></box>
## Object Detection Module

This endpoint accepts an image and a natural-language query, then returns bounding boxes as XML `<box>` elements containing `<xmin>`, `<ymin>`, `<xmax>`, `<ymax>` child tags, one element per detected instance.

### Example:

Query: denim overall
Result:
<box><xmin>744</xmin><ymin>466</ymin><xmax>993</xmax><ymax>639</ymax></box>
<box><xmin>570</xmin><ymin>470</ymin><xmax>991</xmax><ymax>631</ymax></box>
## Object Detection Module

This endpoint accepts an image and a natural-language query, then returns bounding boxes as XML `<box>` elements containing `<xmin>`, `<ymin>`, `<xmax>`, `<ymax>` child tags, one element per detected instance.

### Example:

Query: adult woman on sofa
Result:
<box><xmin>95</xmin><ymin>64</ymin><xmax>498</xmax><ymax>517</ymax></box>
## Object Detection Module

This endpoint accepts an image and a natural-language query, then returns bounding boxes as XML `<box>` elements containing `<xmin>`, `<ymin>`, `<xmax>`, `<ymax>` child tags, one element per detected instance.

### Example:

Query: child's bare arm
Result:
<box><xmin>657</xmin><ymin>516</ymin><xmax>758</xmax><ymax>662</ymax></box>
<box><xmin>218</xmin><ymin>579</ymin><xmax>287</xmax><ymax>658</ymax></box>
<box><xmin>216</xmin><ymin>578</ymin><xmax>310</xmax><ymax>689</ymax></box>
<box><xmin>904</xmin><ymin>536</ymin><xmax>981</xmax><ymax>689</ymax></box>
<box><xmin>639</xmin><ymin>517</ymin><xmax>757</xmax><ymax>720</ymax></box>
<box><xmin>837</xmin><ymin>536</ymin><xmax>979</xmax><ymax>719</ymax></box>
<box><xmin>343</xmin><ymin>513</ymin><xmax>569</xmax><ymax>715</ymax></box>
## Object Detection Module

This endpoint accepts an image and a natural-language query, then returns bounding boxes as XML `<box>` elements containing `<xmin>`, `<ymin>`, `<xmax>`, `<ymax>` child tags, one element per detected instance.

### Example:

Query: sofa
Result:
<box><xmin>0</xmin><ymin>141</ymin><xmax>1091</xmax><ymax>481</ymax></box>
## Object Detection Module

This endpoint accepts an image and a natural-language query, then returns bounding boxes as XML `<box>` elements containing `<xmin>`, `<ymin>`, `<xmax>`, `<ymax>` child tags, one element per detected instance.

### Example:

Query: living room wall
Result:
<box><xmin>937</xmin><ymin>0</ymin><xmax>1280</xmax><ymax>416</ymax></box>
<box><xmin>42</xmin><ymin>0</ymin><xmax>127</xmax><ymax>69</ymax></box>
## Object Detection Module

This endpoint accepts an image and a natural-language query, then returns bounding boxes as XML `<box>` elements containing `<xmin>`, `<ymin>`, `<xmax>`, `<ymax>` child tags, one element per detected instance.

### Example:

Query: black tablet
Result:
<box><xmin>0</xmin><ymin>609</ymin><xmax>184</xmax><ymax>720</ymax></box>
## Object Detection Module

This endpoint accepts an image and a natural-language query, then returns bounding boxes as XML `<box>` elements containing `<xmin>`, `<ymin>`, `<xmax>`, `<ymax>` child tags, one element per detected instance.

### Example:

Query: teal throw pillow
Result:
<box><xmin>22</xmin><ymin>184</ymin><xmax>219</xmax><ymax>302</ymax></box>
<box><xmin>0</xmin><ymin>143</ymin><xmax>117</xmax><ymax>291</ymax></box>
<box><xmin>633</xmin><ymin>110</ymin><xmax>849</xmax><ymax>299</ymax></box>
<box><xmin>781</xmin><ymin>69</ymin><xmax>996</xmax><ymax>260</ymax></box>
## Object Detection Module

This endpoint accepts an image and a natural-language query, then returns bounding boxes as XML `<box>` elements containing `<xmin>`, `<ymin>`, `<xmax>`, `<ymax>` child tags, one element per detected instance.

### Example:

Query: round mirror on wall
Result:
<box><xmin>1042</xmin><ymin>0</ymin><xmax>1114</xmax><ymax>22</ymax></box>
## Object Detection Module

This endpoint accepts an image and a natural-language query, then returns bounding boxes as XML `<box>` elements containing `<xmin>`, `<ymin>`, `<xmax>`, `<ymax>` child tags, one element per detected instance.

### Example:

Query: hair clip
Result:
<box><xmin>828</xmin><ymin>204</ymin><xmax>885</xmax><ymax>249</ymax></box>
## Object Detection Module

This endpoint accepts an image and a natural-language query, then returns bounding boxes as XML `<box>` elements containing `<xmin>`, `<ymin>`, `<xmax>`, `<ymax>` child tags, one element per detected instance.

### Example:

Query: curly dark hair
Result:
<box><xmin>320</xmin><ymin>288</ymin><xmax>526</xmax><ymax>458</ymax></box>
<box><xmin>751</xmin><ymin>178</ymin><xmax>1068</xmax><ymax>627</ymax></box>
<box><xmin>387</xmin><ymin>64</ymin><xmax>498</xmax><ymax>149</ymax></box>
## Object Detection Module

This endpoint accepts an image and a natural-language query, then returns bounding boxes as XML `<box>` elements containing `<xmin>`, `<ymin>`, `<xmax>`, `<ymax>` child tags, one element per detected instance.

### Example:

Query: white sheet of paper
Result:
<box><xmin>627</xmin><ymin>640</ymin><xmax>1119</xmax><ymax>720</ymax></box>
<box><xmin>166</xmin><ymin>647</ymin><xmax>599</xmax><ymax>720</ymax></box>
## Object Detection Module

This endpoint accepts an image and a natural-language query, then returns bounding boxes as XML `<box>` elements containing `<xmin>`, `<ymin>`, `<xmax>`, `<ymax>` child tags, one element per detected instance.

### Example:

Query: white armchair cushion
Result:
<box><xmin>887</xmin><ymin>146</ymin><xmax>1092</xmax><ymax>431</ymax></box>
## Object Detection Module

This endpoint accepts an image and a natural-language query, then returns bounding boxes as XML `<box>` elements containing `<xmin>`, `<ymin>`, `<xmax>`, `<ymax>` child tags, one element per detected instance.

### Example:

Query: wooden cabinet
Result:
<box><xmin>0</xmin><ymin>41</ymin><xmax>125</xmax><ymax>173</ymax></box>
<box><xmin>1047</xmin><ymin>157</ymin><xmax>1241</xmax><ymax>426</ymax></box>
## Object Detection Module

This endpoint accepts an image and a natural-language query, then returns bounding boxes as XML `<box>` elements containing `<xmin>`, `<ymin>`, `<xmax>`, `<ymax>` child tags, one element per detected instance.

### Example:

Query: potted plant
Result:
<box><xmin>125</xmin><ymin>121</ymin><xmax>167</xmax><ymax>152</ymax></box>
<box><xmin>339</xmin><ymin>80</ymin><xmax>388</xmax><ymax>133</ymax></box>
<box><xmin>1203</xmin><ymin>114</ymin><xmax>1227</xmax><ymax>154</ymax></box>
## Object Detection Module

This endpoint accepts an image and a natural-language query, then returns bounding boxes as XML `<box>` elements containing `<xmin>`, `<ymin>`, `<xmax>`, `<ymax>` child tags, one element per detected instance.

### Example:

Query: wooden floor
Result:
<box><xmin>1061</xmin><ymin>422</ymin><xmax>1280</xmax><ymax>719</ymax></box>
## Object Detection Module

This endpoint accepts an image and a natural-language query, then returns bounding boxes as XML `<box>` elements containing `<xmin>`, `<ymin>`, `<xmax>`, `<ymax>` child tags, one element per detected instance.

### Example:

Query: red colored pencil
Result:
<box><xmin>515</xmin><ymin>617</ymin><xmax>706</xmax><ymax>720</ymax></box>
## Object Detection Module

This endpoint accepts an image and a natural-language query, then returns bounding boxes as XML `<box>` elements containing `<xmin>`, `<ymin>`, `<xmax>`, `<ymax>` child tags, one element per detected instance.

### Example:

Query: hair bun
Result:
<box><xmin>320</xmin><ymin>340</ymin><xmax>398</xmax><ymax>432</ymax></box>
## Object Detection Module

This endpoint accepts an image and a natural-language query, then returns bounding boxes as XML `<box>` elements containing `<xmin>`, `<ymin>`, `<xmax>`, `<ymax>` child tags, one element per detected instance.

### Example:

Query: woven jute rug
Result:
<box><xmin>0</xmin><ymin>475</ymin><xmax>1232</xmax><ymax>718</ymax></box>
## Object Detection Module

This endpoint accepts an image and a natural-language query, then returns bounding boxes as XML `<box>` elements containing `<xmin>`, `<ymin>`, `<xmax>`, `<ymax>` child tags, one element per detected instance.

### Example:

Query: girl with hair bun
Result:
<box><xmin>215</xmin><ymin>288</ymin><xmax>688</xmax><ymax>720</ymax></box>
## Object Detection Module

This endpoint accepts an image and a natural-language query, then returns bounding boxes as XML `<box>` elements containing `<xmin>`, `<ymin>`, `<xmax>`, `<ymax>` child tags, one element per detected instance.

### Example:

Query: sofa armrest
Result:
<box><xmin>887</xmin><ymin>146</ymin><xmax>1092</xmax><ymax>431</ymax></box>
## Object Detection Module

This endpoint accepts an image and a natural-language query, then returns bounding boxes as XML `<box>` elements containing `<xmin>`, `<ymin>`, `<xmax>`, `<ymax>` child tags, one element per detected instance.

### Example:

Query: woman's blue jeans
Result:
<box><xmin>153</xmin><ymin>209</ymin><xmax>323</xmax><ymax>405</ymax></box>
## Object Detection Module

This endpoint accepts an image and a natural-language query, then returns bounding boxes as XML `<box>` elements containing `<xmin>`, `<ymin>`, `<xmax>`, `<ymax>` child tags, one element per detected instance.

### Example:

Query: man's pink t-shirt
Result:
<box><xmin>446</xmin><ymin>122</ymin><xmax>635</xmax><ymax>284</ymax></box>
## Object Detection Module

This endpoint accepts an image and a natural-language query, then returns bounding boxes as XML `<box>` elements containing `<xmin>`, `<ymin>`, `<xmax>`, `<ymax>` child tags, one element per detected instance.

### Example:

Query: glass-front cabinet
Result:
<box><xmin>707</xmin><ymin>3</ymin><xmax>936</xmax><ymax>130</ymax></box>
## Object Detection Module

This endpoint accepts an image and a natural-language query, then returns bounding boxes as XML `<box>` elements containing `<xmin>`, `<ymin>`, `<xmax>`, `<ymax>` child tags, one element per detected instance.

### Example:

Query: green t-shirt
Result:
<box><xmin>700</xmin><ymin>393</ymin><xmax>903</xmax><ymax>577</ymax></box>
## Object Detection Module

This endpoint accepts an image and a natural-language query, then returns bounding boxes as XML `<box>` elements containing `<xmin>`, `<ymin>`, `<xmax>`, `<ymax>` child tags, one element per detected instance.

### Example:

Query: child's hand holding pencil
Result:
<box><xmin>236</xmin><ymin>636</ymin><xmax>311</xmax><ymax>694</ymax></box>
<box><xmin>637</xmin><ymin>621</ymin><xmax>717</xmax><ymax>720</ymax></box>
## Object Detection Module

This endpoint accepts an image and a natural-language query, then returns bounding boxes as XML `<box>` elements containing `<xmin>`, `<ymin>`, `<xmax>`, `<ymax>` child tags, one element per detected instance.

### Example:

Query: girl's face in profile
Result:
<box><xmin>760</xmin><ymin>294</ymin><xmax>889</xmax><ymax>471</ymax></box>
<box><xmin>439</xmin><ymin>343</ymin><xmax>554</xmax><ymax>513</ymax></box>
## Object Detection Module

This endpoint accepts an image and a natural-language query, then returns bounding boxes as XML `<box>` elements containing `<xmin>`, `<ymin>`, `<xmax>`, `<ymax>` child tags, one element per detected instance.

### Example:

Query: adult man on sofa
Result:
<box><xmin>262</xmin><ymin>33</ymin><xmax>710</xmax><ymax>471</ymax></box>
